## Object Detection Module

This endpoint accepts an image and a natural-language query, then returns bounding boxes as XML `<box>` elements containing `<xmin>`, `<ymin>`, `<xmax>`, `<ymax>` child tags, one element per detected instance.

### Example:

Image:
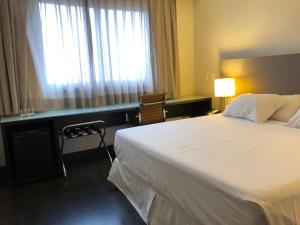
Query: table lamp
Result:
<box><xmin>214</xmin><ymin>78</ymin><xmax>235</xmax><ymax>110</ymax></box>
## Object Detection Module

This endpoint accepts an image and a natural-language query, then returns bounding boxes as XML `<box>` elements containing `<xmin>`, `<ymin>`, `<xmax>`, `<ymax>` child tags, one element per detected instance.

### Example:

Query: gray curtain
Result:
<box><xmin>148</xmin><ymin>0</ymin><xmax>181</xmax><ymax>98</ymax></box>
<box><xmin>0</xmin><ymin>0</ymin><xmax>40</xmax><ymax>116</ymax></box>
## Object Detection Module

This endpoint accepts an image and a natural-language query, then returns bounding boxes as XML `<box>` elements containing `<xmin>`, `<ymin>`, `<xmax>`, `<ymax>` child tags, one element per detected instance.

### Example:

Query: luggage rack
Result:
<box><xmin>62</xmin><ymin>126</ymin><xmax>98</xmax><ymax>139</ymax></box>
<box><xmin>59</xmin><ymin>120</ymin><xmax>113</xmax><ymax>177</ymax></box>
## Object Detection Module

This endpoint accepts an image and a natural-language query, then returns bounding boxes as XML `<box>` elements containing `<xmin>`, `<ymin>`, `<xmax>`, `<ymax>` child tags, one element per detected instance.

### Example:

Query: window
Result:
<box><xmin>38</xmin><ymin>2</ymin><xmax>152</xmax><ymax>87</ymax></box>
<box><xmin>39</xmin><ymin>3</ymin><xmax>91</xmax><ymax>85</ymax></box>
<box><xmin>89</xmin><ymin>9</ymin><xmax>150</xmax><ymax>82</ymax></box>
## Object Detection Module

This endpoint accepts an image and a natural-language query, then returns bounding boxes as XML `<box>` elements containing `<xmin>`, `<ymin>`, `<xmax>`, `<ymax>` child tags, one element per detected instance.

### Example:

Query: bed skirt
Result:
<box><xmin>108</xmin><ymin>158</ymin><xmax>201</xmax><ymax>225</ymax></box>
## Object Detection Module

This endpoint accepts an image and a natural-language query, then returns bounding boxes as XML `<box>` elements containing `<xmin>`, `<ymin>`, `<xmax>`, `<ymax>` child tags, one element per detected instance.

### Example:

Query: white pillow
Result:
<box><xmin>287</xmin><ymin>107</ymin><xmax>300</xmax><ymax>128</ymax></box>
<box><xmin>270</xmin><ymin>95</ymin><xmax>300</xmax><ymax>122</ymax></box>
<box><xmin>223</xmin><ymin>94</ymin><xmax>284</xmax><ymax>123</ymax></box>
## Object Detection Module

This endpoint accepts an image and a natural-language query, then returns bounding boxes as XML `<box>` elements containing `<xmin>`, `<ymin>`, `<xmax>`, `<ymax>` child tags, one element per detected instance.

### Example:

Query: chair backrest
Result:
<box><xmin>138</xmin><ymin>93</ymin><xmax>167</xmax><ymax>125</ymax></box>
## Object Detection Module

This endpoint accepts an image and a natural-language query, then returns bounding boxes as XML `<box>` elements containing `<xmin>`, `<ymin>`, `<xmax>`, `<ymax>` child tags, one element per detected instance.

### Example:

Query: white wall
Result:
<box><xmin>194</xmin><ymin>0</ymin><xmax>300</xmax><ymax>108</ymax></box>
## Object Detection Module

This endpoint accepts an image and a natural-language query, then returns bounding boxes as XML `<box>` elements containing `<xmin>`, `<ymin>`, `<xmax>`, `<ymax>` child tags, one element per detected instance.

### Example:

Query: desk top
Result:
<box><xmin>0</xmin><ymin>96</ymin><xmax>210</xmax><ymax>124</ymax></box>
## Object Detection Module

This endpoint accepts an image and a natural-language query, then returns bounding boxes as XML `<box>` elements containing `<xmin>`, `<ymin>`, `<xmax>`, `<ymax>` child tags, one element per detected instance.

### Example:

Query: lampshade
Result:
<box><xmin>214</xmin><ymin>78</ymin><xmax>235</xmax><ymax>97</ymax></box>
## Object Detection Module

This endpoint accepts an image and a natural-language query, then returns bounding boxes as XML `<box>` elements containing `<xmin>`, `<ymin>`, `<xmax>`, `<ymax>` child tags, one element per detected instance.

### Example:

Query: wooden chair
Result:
<box><xmin>138</xmin><ymin>93</ymin><xmax>167</xmax><ymax>125</ymax></box>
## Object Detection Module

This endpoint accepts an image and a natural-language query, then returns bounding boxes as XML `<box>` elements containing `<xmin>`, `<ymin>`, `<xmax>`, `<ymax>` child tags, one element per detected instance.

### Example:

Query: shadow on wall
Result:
<box><xmin>219</xmin><ymin>52</ymin><xmax>300</xmax><ymax>98</ymax></box>
<box><xmin>219</xmin><ymin>47</ymin><xmax>300</xmax><ymax>61</ymax></box>
<box><xmin>217</xmin><ymin>48</ymin><xmax>300</xmax><ymax>98</ymax></box>
<box><xmin>200</xmin><ymin>48</ymin><xmax>300</xmax><ymax>110</ymax></box>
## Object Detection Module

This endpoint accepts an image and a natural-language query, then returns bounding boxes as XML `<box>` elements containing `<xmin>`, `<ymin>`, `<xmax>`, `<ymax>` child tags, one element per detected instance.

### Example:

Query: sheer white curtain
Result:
<box><xmin>27</xmin><ymin>0</ymin><xmax>153</xmax><ymax>109</ymax></box>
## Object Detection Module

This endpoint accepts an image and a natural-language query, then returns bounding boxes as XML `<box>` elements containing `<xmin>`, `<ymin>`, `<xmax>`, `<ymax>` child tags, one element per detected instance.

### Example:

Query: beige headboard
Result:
<box><xmin>221</xmin><ymin>53</ymin><xmax>300</xmax><ymax>95</ymax></box>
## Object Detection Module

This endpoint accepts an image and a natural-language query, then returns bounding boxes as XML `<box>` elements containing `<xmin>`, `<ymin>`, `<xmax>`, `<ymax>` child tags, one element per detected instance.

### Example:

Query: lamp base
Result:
<box><xmin>219</xmin><ymin>97</ymin><xmax>231</xmax><ymax>112</ymax></box>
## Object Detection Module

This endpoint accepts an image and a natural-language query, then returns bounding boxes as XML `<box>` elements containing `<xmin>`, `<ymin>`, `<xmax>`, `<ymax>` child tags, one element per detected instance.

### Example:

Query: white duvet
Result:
<box><xmin>109</xmin><ymin>115</ymin><xmax>300</xmax><ymax>225</ymax></box>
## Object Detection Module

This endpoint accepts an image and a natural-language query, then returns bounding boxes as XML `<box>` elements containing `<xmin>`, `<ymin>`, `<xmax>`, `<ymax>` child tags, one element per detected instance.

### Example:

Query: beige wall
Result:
<box><xmin>177</xmin><ymin>0</ymin><xmax>196</xmax><ymax>97</ymax></box>
<box><xmin>194</xmin><ymin>0</ymin><xmax>300</xmax><ymax>108</ymax></box>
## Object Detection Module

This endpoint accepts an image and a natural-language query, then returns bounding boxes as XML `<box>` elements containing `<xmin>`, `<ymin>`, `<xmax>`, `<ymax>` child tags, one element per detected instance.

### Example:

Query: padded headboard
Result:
<box><xmin>221</xmin><ymin>53</ymin><xmax>300</xmax><ymax>95</ymax></box>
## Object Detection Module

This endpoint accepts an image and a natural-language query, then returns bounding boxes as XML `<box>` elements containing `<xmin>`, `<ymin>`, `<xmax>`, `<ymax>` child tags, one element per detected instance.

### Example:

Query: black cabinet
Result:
<box><xmin>2</xmin><ymin>120</ymin><xmax>62</xmax><ymax>184</ymax></box>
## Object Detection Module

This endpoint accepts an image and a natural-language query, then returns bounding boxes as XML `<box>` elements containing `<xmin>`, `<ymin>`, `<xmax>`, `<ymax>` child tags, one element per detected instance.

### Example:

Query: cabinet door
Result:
<box><xmin>12</xmin><ymin>128</ymin><xmax>55</xmax><ymax>179</ymax></box>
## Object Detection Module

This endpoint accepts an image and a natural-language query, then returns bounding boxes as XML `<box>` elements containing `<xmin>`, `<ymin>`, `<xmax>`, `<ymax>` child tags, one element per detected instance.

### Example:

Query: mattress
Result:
<box><xmin>108</xmin><ymin>115</ymin><xmax>300</xmax><ymax>225</ymax></box>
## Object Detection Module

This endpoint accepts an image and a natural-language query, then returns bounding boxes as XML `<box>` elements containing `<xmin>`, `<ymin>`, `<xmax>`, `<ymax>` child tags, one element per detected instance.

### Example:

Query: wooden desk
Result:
<box><xmin>0</xmin><ymin>96</ymin><xmax>211</xmax><ymax>184</ymax></box>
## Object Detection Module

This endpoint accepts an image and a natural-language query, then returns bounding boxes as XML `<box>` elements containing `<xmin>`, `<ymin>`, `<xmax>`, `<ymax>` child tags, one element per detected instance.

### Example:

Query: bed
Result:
<box><xmin>108</xmin><ymin>54</ymin><xmax>300</xmax><ymax>225</ymax></box>
<box><xmin>109</xmin><ymin>115</ymin><xmax>300</xmax><ymax>225</ymax></box>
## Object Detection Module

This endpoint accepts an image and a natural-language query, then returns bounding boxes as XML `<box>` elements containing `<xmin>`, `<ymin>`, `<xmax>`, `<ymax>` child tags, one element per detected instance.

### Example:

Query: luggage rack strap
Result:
<box><xmin>60</xmin><ymin>120</ymin><xmax>106</xmax><ymax>139</ymax></box>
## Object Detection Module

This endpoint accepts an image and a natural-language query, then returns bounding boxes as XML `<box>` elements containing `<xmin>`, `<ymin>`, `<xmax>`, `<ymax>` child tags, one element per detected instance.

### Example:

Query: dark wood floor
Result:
<box><xmin>0</xmin><ymin>151</ymin><xmax>146</xmax><ymax>225</ymax></box>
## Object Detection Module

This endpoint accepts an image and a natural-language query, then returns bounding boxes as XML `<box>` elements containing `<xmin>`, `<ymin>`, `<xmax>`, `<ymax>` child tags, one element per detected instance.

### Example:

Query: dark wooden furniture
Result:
<box><xmin>138</xmin><ymin>93</ymin><xmax>167</xmax><ymax>125</ymax></box>
<box><xmin>0</xmin><ymin>96</ymin><xmax>211</xmax><ymax>184</ymax></box>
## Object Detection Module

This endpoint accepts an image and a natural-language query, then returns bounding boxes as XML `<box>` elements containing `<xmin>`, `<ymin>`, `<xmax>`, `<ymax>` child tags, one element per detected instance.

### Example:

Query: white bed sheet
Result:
<box><xmin>109</xmin><ymin>115</ymin><xmax>300</xmax><ymax>225</ymax></box>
